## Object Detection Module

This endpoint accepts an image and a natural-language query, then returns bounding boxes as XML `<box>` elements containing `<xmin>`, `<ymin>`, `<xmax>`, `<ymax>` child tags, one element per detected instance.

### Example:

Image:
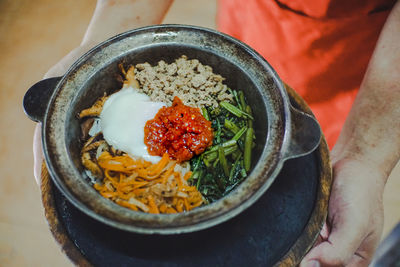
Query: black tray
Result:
<box><xmin>48</xmin><ymin>91</ymin><xmax>329</xmax><ymax>267</ymax></box>
<box><xmin>53</xmin><ymin>150</ymin><xmax>319</xmax><ymax>267</ymax></box>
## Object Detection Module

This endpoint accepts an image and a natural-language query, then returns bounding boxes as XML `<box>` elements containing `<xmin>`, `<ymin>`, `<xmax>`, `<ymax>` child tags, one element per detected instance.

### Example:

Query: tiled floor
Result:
<box><xmin>0</xmin><ymin>1</ymin><xmax>398</xmax><ymax>266</ymax></box>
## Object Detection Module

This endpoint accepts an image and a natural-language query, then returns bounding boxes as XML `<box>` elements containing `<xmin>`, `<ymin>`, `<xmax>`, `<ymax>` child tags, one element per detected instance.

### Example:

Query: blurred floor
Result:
<box><xmin>0</xmin><ymin>0</ymin><xmax>398</xmax><ymax>266</ymax></box>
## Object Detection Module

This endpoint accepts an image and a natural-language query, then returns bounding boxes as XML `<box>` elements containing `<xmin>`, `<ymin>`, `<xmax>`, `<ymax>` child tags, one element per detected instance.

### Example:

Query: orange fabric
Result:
<box><xmin>217</xmin><ymin>0</ymin><xmax>395</xmax><ymax>148</ymax></box>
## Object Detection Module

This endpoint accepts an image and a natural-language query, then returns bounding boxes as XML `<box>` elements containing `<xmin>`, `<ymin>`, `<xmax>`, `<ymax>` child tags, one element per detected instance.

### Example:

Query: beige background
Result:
<box><xmin>0</xmin><ymin>0</ymin><xmax>398</xmax><ymax>266</ymax></box>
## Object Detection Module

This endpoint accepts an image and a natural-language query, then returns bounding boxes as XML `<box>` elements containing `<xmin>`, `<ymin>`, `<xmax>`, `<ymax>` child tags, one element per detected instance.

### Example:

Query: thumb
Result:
<box><xmin>301</xmin><ymin>216</ymin><xmax>366</xmax><ymax>266</ymax></box>
<box><xmin>33</xmin><ymin>123</ymin><xmax>44</xmax><ymax>185</ymax></box>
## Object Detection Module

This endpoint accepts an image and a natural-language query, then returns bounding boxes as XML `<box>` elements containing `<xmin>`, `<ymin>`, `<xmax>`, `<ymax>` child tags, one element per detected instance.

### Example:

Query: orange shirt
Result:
<box><xmin>217</xmin><ymin>0</ymin><xmax>395</xmax><ymax>148</ymax></box>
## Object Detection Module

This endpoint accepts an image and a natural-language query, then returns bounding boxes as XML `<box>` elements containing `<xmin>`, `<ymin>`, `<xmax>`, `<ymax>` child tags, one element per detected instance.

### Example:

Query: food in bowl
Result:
<box><xmin>79</xmin><ymin>55</ymin><xmax>256</xmax><ymax>214</ymax></box>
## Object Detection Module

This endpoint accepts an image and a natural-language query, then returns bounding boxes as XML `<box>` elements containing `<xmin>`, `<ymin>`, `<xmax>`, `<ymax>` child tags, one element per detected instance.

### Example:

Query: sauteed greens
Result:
<box><xmin>189</xmin><ymin>90</ymin><xmax>255</xmax><ymax>203</ymax></box>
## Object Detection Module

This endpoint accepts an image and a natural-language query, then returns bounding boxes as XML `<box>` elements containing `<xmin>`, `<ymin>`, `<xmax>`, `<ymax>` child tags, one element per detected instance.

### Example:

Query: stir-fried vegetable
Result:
<box><xmin>188</xmin><ymin>89</ymin><xmax>255</xmax><ymax>203</ymax></box>
<box><xmin>93</xmin><ymin>152</ymin><xmax>204</xmax><ymax>213</ymax></box>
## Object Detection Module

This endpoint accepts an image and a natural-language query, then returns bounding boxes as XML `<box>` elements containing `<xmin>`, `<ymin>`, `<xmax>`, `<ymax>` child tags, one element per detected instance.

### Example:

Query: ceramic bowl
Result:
<box><xmin>23</xmin><ymin>25</ymin><xmax>321</xmax><ymax>234</ymax></box>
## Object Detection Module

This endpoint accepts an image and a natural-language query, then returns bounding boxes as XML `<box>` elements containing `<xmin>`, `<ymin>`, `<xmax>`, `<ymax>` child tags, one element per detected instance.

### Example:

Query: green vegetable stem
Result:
<box><xmin>220</xmin><ymin>102</ymin><xmax>254</xmax><ymax>120</ymax></box>
<box><xmin>244</xmin><ymin>127</ymin><xmax>254</xmax><ymax>172</ymax></box>
<box><xmin>189</xmin><ymin>89</ymin><xmax>257</xmax><ymax>203</ymax></box>
<box><xmin>218</xmin><ymin>146</ymin><xmax>230</xmax><ymax>177</ymax></box>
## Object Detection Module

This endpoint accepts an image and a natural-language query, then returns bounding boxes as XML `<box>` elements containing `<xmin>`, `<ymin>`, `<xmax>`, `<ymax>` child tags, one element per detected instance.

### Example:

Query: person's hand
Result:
<box><xmin>300</xmin><ymin>157</ymin><xmax>385</xmax><ymax>266</ymax></box>
<box><xmin>33</xmin><ymin>46</ymin><xmax>93</xmax><ymax>184</ymax></box>
<box><xmin>302</xmin><ymin>2</ymin><xmax>400</xmax><ymax>265</ymax></box>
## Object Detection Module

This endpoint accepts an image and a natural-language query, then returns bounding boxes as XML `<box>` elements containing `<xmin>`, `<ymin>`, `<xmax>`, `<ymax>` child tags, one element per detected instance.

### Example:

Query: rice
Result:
<box><xmin>134</xmin><ymin>55</ymin><xmax>233</xmax><ymax>108</ymax></box>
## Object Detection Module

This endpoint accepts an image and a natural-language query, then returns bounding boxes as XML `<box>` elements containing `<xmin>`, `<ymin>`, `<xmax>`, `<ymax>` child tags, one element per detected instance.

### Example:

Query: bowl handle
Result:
<box><xmin>283</xmin><ymin>106</ymin><xmax>322</xmax><ymax>160</ymax></box>
<box><xmin>23</xmin><ymin>77</ymin><xmax>62</xmax><ymax>122</ymax></box>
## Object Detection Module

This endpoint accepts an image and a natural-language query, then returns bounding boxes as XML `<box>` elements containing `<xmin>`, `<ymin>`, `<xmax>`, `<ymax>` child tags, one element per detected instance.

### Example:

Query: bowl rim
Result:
<box><xmin>42</xmin><ymin>24</ymin><xmax>292</xmax><ymax>234</ymax></box>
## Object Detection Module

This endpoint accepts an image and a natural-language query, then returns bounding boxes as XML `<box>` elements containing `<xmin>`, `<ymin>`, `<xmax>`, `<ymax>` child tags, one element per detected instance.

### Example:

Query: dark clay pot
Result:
<box><xmin>23</xmin><ymin>25</ymin><xmax>321</xmax><ymax>234</ymax></box>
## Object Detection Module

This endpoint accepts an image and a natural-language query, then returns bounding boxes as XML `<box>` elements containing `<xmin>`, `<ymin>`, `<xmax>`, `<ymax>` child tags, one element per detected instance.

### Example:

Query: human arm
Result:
<box><xmin>33</xmin><ymin>0</ymin><xmax>173</xmax><ymax>184</ymax></box>
<box><xmin>302</xmin><ymin>1</ymin><xmax>400</xmax><ymax>266</ymax></box>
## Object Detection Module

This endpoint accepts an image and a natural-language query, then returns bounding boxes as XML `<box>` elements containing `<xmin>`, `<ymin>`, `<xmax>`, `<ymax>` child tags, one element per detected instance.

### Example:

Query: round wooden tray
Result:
<box><xmin>40</xmin><ymin>85</ymin><xmax>332</xmax><ymax>267</ymax></box>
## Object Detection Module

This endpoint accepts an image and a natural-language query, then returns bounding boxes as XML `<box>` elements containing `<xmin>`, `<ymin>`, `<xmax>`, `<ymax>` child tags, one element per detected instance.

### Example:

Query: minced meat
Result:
<box><xmin>134</xmin><ymin>55</ymin><xmax>233</xmax><ymax>108</ymax></box>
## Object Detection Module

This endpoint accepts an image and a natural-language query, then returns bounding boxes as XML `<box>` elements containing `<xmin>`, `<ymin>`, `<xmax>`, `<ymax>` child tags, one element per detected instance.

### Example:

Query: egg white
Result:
<box><xmin>99</xmin><ymin>87</ymin><xmax>166</xmax><ymax>163</ymax></box>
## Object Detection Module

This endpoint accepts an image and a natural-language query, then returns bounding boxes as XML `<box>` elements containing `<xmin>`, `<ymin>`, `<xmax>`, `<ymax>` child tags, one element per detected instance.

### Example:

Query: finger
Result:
<box><xmin>301</xmin><ymin>213</ymin><xmax>367</xmax><ymax>266</ymax></box>
<box><xmin>33</xmin><ymin>123</ymin><xmax>43</xmax><ymax>185</ymax></box>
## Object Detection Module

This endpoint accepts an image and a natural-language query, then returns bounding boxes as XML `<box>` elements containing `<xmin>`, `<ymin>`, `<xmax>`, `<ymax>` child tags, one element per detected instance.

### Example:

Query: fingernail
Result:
<box><xmin>307</xmin><ymin>260</ymin><xmax>320</xmax><ymax>267</ymax></box>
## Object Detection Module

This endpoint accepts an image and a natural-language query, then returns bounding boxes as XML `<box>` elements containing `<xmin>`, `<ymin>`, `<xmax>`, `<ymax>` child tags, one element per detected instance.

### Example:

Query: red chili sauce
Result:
<box><xmin>144</xmin><ymin>96</ymin><xmax>213</xmax><ymax>162</ymax></box>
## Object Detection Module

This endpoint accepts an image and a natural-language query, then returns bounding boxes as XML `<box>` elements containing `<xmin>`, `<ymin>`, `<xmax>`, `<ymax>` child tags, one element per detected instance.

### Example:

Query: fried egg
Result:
<box><xmin>99</xmin><ymin>87</ymin><xmax>166</xmax><ymax>163</ymax></box>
